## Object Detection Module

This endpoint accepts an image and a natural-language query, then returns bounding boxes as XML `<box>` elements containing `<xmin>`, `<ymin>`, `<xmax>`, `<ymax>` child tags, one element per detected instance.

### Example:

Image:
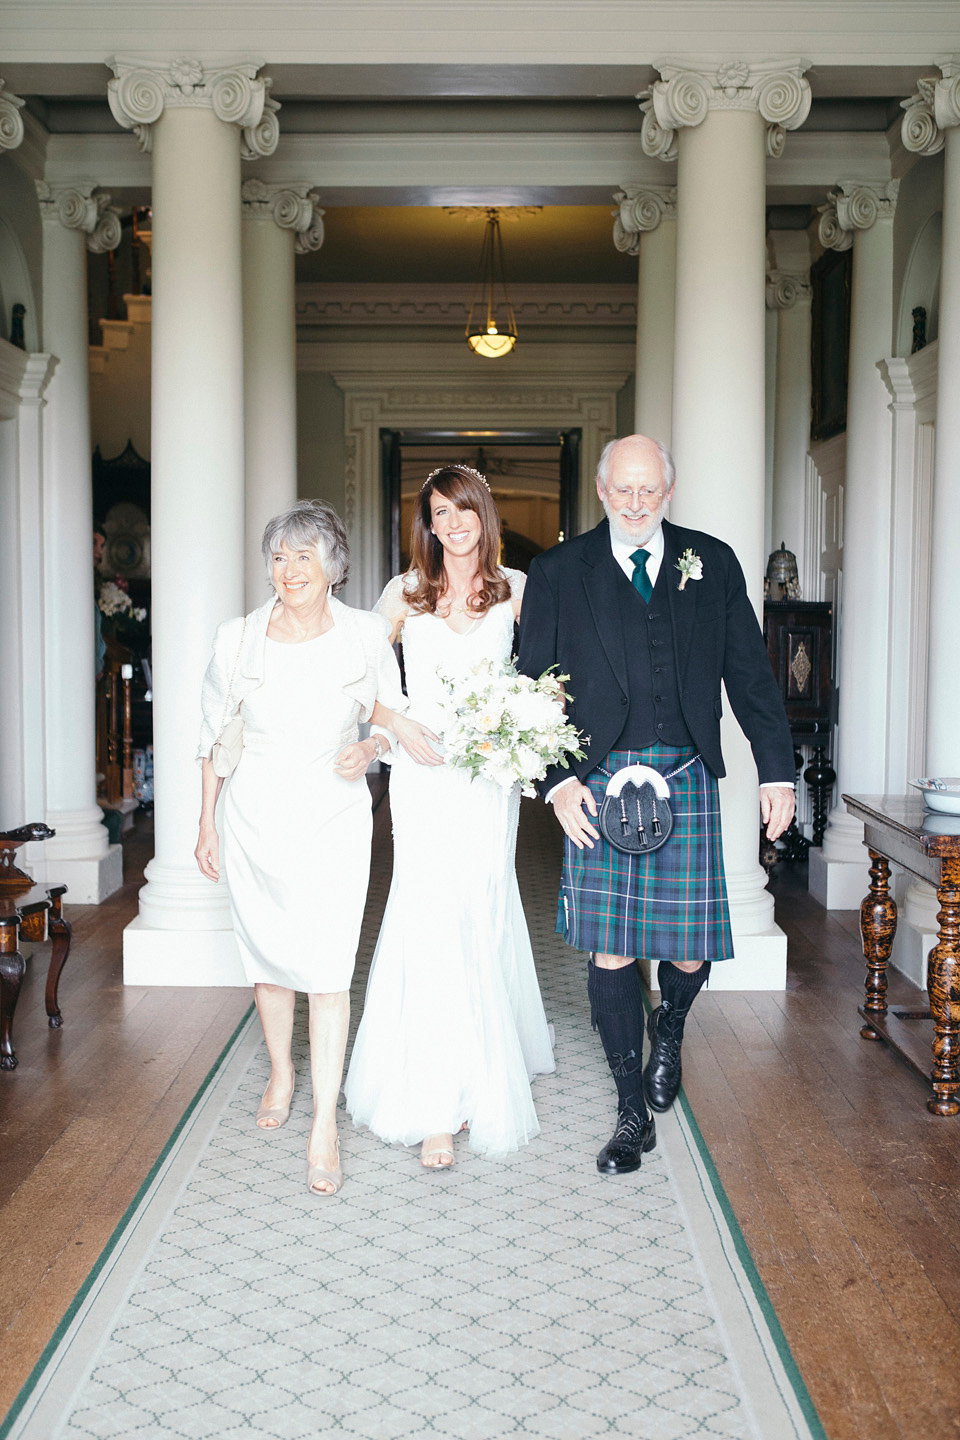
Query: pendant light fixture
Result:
<box><xmin>465</xmin><ymin>207</ymin><xmax>518</xmax><ymax>358</ymax></box>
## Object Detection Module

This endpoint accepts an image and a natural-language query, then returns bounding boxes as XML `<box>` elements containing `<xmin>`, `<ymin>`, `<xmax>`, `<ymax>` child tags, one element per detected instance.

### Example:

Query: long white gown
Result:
<box><xmin>345</xmin><ymin>570</ymin><xmax>555</xmax><ymax>1157</ymax></box>
<box><xmin>221</xmin><ymin>626</ymin><xmax>372</xmax><ymax>994</ymax></box>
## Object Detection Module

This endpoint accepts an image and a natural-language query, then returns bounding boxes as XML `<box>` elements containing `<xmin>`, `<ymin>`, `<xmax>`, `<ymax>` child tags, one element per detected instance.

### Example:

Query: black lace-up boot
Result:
<box><xmin>642</xmin><ymin>960</ymin><xmax>711</xmax><ymax>1113</ymax></box>
<box><xmin>588</xmin><ymin>959</ymin><xmax>657</xmax><ymax>1175</ymax></box>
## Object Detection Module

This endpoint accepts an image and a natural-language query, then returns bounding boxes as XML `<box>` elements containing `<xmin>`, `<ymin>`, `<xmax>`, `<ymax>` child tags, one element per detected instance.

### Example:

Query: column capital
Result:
<box><xmin>817</xmin><ymin>180</ymin><xmax>899</xmax><ymax>251</ymax></box>
<box><xmin>0</xmin><ymin>78</ymin><xmax>25</xmax><ymax>152</ymax></box>
<box><xmin>106</xmin><ymin>56</ymin><xmax>279</xmax><ymax>158</ymax></box>
<box><xmin>639</xmin><ymin>58</ymin><xmax>811</xmax><ymax>162</ymax></box>
<box><xmin>241</xmin><ymin>179</ymin><xmax>325</xmax><ymax>253</ymax></box>
<box><xmin>901</xmin><ymin>57</ymin><xmax>960</xmax><ymax>156</ymax></box>
<box><xmin>35</xmin><ymin>181</ymin><xmax>122</xmax><ymax>253</ymax></box>
<box><xmin>765</xmin><ymin>269</ymin><xmax>811</xmax><ymax>310</ymax></box>
<box><xmin>611</xmin><ymin>185</ymin><xmax>676</xmax><ymax>255</ymax></box>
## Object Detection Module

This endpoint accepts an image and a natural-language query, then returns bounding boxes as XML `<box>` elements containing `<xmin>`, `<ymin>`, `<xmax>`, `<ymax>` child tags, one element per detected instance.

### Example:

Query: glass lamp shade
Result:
<box><xmin>467</xmin><ymin>324</ymin><xmax>518</xmax><ymax>358</ymax></box>
<box><xmin>465</xmin><ymin>210</ymin><xmax>518</xmax><ymax>359</ymax></box>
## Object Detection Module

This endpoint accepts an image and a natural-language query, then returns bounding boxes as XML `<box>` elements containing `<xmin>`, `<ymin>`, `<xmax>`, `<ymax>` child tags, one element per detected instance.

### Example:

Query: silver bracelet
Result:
<box><xmin>372</xmin><ymin>735</ymin><xmax>384</xmax><ymax>762</ymax></box>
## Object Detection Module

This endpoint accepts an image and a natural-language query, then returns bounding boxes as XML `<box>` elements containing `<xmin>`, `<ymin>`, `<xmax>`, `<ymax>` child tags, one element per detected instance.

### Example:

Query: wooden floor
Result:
<box><xmin>2</xmin><ymin>812</ymin><xmax>959</xmax><ymax>1439</ymax></box>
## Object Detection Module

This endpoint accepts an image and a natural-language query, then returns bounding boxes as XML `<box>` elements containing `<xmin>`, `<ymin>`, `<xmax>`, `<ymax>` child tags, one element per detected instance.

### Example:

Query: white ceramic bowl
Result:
<box><xmin>911</xmin><ymin>778</ymin><xmax>960</xmax><ymax>815</ymax></box>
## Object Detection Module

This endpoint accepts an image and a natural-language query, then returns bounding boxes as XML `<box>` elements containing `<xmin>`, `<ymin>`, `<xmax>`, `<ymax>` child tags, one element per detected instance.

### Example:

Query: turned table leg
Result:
<box><xmin>860</xmin><ymin>849</ymin><xmax>897</xmax><ymax>1041</ymax></box>
<box><xmin>928</xmin><ymin>856</ymin><xmax>960</xmax><ymax>1117</ymax></box>
<box><xmin>0</xmin><ymin>913</ymin><xmax>25</xmax><ymax>1070</ymax></box>
<box><xmin>44</xmin><ymin>896</ymin><xmax>72</xmax><ymax>1029</ymax></box>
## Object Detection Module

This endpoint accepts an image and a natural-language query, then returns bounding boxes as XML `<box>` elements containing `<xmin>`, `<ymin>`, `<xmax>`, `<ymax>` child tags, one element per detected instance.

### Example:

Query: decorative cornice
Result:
<box><xmin>0</xmin><ymin>79</ymin><xmax>25</xmax><ymax>152</ymax></box>
<box><xmin>611</xmin><ymin>185</ymin><xmax>676</xmax><ymax>255</ymax></box>
<box><xmin>639</xmin><ymin>59</ymin><xmax>811</xmax><ymax>164</ymax></box>
<box><xmin>35</xmin><ymin>182</ymin><xmax>122</xmax><ymax>253</ymax></box>
<box><xmin>765</xmin><ymin>269</ymin><xmax>812</xmax><ymax>310</ymax></box>
<box><xmin>106</xmin><ymin>56</ymin><xmax>279</xmax><ymax>158</ymax></box>
<box><xmin>296</xmin><ymin>283</ymin><xmax>637</xmax><ymax>329</ymax></box>
<box><xmin>901</xmin><ymin>57</ymin><xmax>960</xmax><ymax>156</ymax></box>
<box><xmin>241</xmin><ymin>179</ymin><xmax>324</xmax><ymax>253</ymax></box>
<box><xmin>817</xmin><ymin>179</ymin><xmax>899</xmax><ymax>250</ymax></box>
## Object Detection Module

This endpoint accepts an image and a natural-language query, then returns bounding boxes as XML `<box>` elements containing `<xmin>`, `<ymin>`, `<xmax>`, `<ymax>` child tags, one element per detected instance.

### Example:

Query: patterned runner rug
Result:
<box><xmin>4</xmin><ymin>797</ymin><xmax>824</xmax><ymax>1440</ymax></box>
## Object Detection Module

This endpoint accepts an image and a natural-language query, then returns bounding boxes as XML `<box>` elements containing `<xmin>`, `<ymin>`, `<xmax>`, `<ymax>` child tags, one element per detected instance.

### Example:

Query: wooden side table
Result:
<box><xmin>843</xmin><ymin>793</ymin><xmax>960</xmax><ymax>1116</ymax></box>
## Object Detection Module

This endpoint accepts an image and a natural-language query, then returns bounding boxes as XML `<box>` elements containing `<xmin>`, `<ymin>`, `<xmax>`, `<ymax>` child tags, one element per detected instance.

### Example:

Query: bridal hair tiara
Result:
<box><xmin>421</xmin><ymin>464</ymin><xmax>491</xmax><ymax>492</ymax></box>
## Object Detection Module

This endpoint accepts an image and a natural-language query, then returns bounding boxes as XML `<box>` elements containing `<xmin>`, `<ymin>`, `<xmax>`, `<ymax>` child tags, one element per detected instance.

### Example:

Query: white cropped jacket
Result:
<box><xmin>196</xmin><ymin>593</ymin><xmax>407</xmax><ymax>765</ymax></box>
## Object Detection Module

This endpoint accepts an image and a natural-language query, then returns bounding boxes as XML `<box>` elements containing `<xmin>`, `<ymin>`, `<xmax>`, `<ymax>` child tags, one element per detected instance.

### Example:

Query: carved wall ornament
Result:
<box><xmin>35</xmin><ymin>182</ymin><xmax>122</xmax><ymax>253</ymax></box>
<box><xmin>107</xmin><ymin>57</ymin><xmax>278</xmax><ymax>158</ymax></box>
<box><xmin>241</xmin><ymin>179</ymin><xmax>324</xmax><ymax>251</ymax></box>
<box><xmin>901</xmin><ymin>59</ymin><xmax>960</xmax><ymax>156</ymax></box>
<box><xmin>818</xmin><ymin>181</ymin><xmax>899</xmax><ymax>251</ymax></box>
<box><xmin>611</xmin><ymin>186</ymin><xmax>677</xmax><ymax>255</ymax></box>
<box><xmin>0</xmin><ymin>79</ymin><xmax>25</xmax><ymax>152</ymax></box>
<box><xmin>638</xmin><ymin>58</ymin><xmax>811</xmax><ymax>161</ymax></box>
<box><xmin>766</xmin><ymin>269</ymin><xmax>812</xmax><ymax>310</ymax></box>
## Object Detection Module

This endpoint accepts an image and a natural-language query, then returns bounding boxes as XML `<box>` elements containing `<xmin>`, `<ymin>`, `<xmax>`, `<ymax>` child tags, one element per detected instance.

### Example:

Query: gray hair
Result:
<box><xmin>596</xmin><ymin>436</ymin><xmax>676</xmax><ymax>493</ymax></box>
<box><xmin>261</xmin><ymin>500</ymin><xmax>350</xmax><ymax>593</ymax></box>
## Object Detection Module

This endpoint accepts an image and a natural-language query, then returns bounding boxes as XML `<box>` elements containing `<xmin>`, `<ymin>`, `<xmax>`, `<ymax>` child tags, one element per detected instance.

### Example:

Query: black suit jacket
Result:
<box><xmin>517</xmin><ymin>518</ymin><xmax>794</xmax><ymax>794</ymax></box>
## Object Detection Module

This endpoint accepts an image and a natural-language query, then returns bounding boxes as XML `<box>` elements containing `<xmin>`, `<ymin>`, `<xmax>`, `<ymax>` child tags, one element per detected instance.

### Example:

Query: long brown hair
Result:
<box><xmin>406</xmin><ymin>465</ymin><xmax>511</xmax><ymax>616</ymax></box>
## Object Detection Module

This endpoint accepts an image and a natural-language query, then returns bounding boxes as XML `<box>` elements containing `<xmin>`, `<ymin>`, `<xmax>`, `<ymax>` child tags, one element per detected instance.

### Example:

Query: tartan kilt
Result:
<box><xmin>557</xmin><ymin>743</ymin><xmax>733</xmax><ymax>963</ymax></box>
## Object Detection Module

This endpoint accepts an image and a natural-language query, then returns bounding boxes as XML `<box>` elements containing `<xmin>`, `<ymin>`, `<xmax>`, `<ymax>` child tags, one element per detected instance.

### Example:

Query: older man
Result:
<box><xmin>518</xmin><ymin>435</ymin><xmax>795</xmax><ymax>1175</ymax></box>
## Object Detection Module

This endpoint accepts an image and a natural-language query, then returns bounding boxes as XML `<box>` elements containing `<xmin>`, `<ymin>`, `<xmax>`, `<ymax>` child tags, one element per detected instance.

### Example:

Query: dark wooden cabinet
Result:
<box><xmin>762</xmin><ymin>600</ymin><xmax>836</xmax><ymax>852</ymax></box>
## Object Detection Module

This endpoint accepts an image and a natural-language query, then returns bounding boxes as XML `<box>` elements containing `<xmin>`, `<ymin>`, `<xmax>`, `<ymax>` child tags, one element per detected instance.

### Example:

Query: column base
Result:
<box><xmin>638</xmin><ymin>924</ymin><xmax>787</xmax><ymax>992</ymax></box>
<box><xmin>123</xmin><ymin>915</ymin><xmax>248</xmax><ymax>986</ymax></box>
<box><xmin>100</xmin><ymin>796</ymin><xmax>139</xmax><ymax>833</ymax></box>
<box><xmin>31</xmin><ymin>844</ymin><xmax>123</xmax><ymax>905</ymax></box>
<box><xmin>808</xmin><ymin>845</ymin><xmax>868</xmax><ymax>911</ymax></box>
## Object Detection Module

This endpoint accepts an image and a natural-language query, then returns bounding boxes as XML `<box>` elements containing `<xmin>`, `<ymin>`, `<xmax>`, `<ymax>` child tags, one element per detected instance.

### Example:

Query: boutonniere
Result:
<box><xmin>676</xmin><ymin>548</ymin><xmax>703</xmax><ymax>591</ymax></box>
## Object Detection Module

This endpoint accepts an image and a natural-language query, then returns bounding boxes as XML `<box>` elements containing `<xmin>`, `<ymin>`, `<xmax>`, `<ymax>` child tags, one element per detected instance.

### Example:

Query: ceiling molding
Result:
<box><xmin>296</xmin><ymin>282</ymin><xmax>637</xmax><ymax>328</ymax></box>
<box><xmin>2</xmin><ymin>4</ymin><xmax>959</xmax><ymax>69</ymax></box>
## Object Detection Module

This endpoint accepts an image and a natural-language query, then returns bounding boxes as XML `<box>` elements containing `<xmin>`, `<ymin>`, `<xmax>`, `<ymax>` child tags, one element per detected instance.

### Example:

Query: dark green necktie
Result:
<box><xmin>630</xmin><ymin>548</ymin><xmax>653</xmax><ymax>603</ymax></box>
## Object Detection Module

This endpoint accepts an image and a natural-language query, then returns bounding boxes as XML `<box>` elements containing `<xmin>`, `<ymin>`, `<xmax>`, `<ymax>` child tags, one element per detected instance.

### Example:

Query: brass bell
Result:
<box><xmin>764</xmin><ymin>541</ymin><xmax>802</xmax><ymax>601</ymax></box>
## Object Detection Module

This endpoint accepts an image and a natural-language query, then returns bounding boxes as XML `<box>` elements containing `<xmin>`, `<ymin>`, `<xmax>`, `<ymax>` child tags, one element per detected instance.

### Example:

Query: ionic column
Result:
<box><xmin>887</xmin><ymin>60</ymin><xmax>960</xmax><ymax>986</ymax></box>
<box><xmin>810</xmin><ymin>179</ymin><xmax>899</xmax><ymax>909</ymax></box>
<box><xmin>765</xmin><ymin>235</ymin><xmax>813</xmax><ymax>574</ymax></box>
<box><xmin>108</xmin><ymin>57</ymin><xmax>278</xmax><ymax>982</ymax></box>
<box><xmin>612</xmin><ymin>185</ymin><xmax>677</xmax><ymax>445</ymax></box>
<box><xmin>0</xmin><ymin>79</ymin><xmax>25</xmax><ymax>151</ymax></box>
<box><xmin>241</xmin><ymin>180</ymin><xmax>324</xmax><ymax>608</ymax></box>
<box><xmin>642</xmin><ymin>58</ymin><xmax>810</xmax><ymax>987</ymax></box>
<box><xmin>36</xmin><ymin>182</ymin><xmax>123</xmax><ymax>903</ymax></box>
<box><xmin>901</xmin><ymin>61</ymin><xmax>960</xmax><ymax>773</ymax></box>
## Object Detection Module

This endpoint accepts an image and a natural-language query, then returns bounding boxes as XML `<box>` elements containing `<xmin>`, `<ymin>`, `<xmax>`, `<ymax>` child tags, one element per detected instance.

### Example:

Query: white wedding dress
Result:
<box><xmin>345</xmin><ymin>569</ymin><xmax>555</xmax><ymax>1157</ymax></box>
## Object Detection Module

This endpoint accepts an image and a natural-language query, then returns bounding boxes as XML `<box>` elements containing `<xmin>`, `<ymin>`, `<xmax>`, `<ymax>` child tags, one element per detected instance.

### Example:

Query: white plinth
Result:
<box><xmin>890</xmin><ymin>918</ymin><xmax>936</xmax><ymax>991</ymax></box>
<box><xmin>808</xmin><ymin>846</ymin><xmax>868</xmax><ymax>912</ymax></box>
<box><xmin>123</xmin><ymin>915</ymin><xmax>248</xmax><ymax>986</ymax></box>
<box><xmin>32</xmin><ymin>845</ymin><xmax>123</xmax><ymax>905</ymax></box>
<box><xmin>639</xmin><ymin>924</ymin><xmax>787</xmax><ymax>992</ymax></box>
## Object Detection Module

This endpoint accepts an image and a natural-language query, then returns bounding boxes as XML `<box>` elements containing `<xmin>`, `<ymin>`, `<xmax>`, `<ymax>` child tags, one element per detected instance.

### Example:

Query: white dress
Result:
<box><xmin>345</xmin><ymin>569</ymin><xmax>555</xmax><ymax>1157</ymax></box>
<box><xmin>221</xmin><ymin>624</ymin><xmax>372</xmax><ymax>994</ymax></box>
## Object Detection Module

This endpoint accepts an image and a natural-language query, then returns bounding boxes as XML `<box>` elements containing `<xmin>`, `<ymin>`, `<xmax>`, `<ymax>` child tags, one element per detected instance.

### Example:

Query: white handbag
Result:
<box><xmin>210</xmin><ymin>619</ymin><xmax>247</xmax><ymax>777</ymax></box>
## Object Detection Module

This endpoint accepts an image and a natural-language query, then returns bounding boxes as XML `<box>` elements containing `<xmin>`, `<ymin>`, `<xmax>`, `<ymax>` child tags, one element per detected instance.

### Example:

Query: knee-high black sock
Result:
<box><xmin>588</xmin><ymin>959</ymin><xmax>648</xmax><ymax>1119</ymax></box>
<box><xmin>656</xmin><ymin>961</ymin><xmax>711</xmax><ymax>1042</ymax></box>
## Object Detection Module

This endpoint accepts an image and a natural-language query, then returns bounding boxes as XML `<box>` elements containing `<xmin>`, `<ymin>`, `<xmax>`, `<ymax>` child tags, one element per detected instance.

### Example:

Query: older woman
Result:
<box><xmin>195</xmin><ymin>500</ymin><xmax>404</xmax><ymax>1196</ymax></box>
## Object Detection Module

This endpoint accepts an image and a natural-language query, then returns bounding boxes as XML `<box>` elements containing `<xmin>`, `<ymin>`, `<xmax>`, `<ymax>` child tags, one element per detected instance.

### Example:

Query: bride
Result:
<box><xmin>344</xmin><ymin>464</ymin><xmax>555</xmax><ymax>1166</ymax></box>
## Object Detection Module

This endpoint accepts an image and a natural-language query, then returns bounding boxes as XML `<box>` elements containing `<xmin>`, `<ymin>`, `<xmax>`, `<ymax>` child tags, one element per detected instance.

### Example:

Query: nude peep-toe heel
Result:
<box><xmin>307</xmin><ymin>1140</ymin><xmax>343</xmax><ymax>1197</ymax></box>
<box><xmin>255</xmin><ymin>1078</ymin><xmax>294</xmax><ymax>1130</ymax></box>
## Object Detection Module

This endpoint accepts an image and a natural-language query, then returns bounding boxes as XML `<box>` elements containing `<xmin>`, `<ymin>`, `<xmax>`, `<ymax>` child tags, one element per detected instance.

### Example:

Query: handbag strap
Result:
<box><xmin>215</xmin><ymin>617</ymin><xmax>247</xmax><ymax>745</ymax></box>
<box><xmin>595</xmin><ymin>753</ymin><xmax>701</xmax><ymax>783</ymax></box>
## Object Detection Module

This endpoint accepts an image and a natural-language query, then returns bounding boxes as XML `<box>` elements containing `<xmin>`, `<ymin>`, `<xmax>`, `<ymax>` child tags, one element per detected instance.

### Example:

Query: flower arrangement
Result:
<box><xmin>675</xmin><ymin>548</ymin><xmax>703</xmax><ymax>591</ymax></box>
<box><xmin>438</xmin><ymin>658</ymin><xmax>584</xmax><ymax>796</ymax></box>
<box><xmin>97</xmin><ymin>579</ymin><xmax>147</xmax><ymax>623</ymax></box>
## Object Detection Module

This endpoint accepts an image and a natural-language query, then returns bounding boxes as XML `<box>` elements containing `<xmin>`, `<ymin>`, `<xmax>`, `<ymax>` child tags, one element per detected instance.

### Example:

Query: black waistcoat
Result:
<box><xmin>612</xmin><ymin>550</ymin><xmax>695</xmax><ymax>750</ymax></box>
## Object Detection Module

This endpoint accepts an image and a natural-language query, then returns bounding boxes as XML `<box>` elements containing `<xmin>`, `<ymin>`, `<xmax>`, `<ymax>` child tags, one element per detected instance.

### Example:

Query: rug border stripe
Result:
<box><xmin>0</xmin><ymin>1002</ymin><xmax>255</xmax><ymax>1440</ymax></box>
<box><xmin>674</xmin><ymin>1085</ymin><xmax>828</xmax><ymax>1440</ymax></box>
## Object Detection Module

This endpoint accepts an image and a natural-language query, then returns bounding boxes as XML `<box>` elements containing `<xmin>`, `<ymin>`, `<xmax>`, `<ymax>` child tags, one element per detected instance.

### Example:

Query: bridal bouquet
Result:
<box><xmin>438</xmin><ymin>658</ymin><xmax>584</xmax><ymax>796</ymax></box>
